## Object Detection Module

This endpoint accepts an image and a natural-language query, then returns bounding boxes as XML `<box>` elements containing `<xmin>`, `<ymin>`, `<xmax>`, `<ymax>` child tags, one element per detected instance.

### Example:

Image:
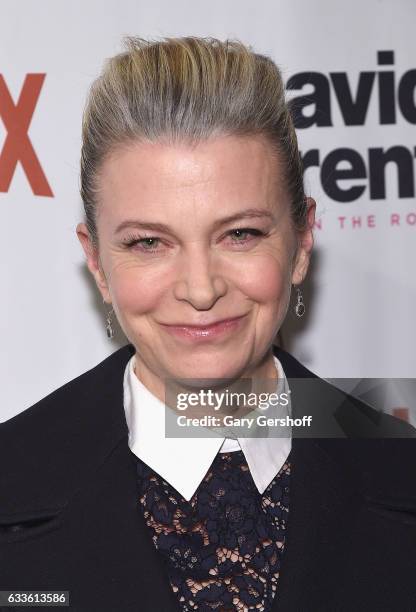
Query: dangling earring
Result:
<box><xmin>294</xmin><ymin>285</ymin><xmax>305</xmax><ymax>318</ymax></box>
<box><xmin>103</xmin><ymin>299</ymin><xmax>115</xmax><ymax>339</ymax></box>
<box><xmin>105</xmin><ymin>308</ymin><xmax>115</xmax><ymax>338</ymax></box>
<box><xmin>106</xmin><ymin>308</ymin><xmax>115</xmax><ymax>339</ymax></box>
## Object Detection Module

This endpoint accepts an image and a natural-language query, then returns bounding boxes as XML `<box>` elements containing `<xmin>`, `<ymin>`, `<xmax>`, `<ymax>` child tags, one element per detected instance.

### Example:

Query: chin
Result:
<box><xmin>168</xmin><ymin>358</ymin><xmax>243</xmax><ymax>384</ymax></box>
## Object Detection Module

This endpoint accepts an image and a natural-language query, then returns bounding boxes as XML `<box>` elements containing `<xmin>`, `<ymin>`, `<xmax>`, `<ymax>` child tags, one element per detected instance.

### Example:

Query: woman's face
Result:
<box><xmin>77</xmin><ymin>134</ymin><xmax>315</xmax><ymax>392</ymax></box>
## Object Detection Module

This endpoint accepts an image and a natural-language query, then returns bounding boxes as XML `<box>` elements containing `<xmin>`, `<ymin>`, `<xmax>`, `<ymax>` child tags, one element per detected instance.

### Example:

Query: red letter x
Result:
<box><xmin>0</xmin><ymin>74</ymin><xmax>53</xmax><ymax>196</ymax></box>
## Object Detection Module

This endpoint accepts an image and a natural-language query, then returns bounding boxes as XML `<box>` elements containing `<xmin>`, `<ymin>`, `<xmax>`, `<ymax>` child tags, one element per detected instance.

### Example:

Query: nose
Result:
<box><xmin>173</xmin><ymin>246</ymin><xmax>227</xmax><ymax>309</ymax></box>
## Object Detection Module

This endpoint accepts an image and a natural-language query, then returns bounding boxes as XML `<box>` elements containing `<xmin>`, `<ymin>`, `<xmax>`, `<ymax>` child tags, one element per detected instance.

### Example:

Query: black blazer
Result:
<box><xmin>1</xmin><ymin>344</ymin><xmax>416</xmax><ymax>612</ymax></box>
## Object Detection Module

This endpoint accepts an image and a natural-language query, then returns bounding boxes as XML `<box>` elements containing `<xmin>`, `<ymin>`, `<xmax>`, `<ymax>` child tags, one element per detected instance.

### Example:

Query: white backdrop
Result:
<box><xmin>1</xmin><ymin>0</ymin><xmax>415</xmax><ymax>423</ymax></box>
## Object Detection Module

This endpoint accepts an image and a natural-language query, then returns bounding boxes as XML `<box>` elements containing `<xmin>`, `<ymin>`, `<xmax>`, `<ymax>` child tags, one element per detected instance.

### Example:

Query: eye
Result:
<box><xmin>122</xmin><ymin>235</ymin><xmax>162</xmax><ymax>253</ymax></box>
<box><xmin>227</xmin><ymin>228</ymin><xmax>264</xmax><ymax>244</ymax></box>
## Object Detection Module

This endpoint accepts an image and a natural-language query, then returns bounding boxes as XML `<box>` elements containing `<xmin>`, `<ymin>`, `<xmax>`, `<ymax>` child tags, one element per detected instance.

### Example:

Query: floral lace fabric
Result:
<box><xmin>135</xmin><ymin>449</ymin><xmax>290</xmax><ymax>611</ymax></box>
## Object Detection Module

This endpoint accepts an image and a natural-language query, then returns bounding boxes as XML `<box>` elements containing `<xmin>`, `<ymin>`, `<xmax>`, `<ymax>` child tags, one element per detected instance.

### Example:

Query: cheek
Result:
<box><xmin>109</xmin><ymin>265</ymin><xmax>166</xmax><ymax>315</ymax></box>
<box><xmin>237</xmin><ymin>254</ymin><xmax>291</xmax><ymax>304</ymax></box>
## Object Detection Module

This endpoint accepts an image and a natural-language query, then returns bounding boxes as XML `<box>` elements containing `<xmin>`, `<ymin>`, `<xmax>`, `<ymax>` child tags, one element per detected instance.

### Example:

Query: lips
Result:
<box><xmin>163</xmin><ymin>315</ymin><xmax>246</xmax><ymax>329</ymax></box>
<box><xmin>160</xmin><ymin>314</ymin><xmax>247</xmax><ymax>341</ymax></box>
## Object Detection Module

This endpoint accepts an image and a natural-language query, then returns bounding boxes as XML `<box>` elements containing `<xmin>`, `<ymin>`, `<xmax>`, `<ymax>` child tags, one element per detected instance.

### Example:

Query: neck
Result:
<box><xmin>133</xmin><ymin>346</ymin><xmax>278</xmax><ymax>418</ymax></box>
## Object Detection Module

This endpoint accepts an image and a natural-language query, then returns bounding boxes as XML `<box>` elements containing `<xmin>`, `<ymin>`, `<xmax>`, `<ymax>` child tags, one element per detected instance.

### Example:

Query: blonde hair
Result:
<box><xmin>80</xmin><ymin>36</ymin><xmax>306</xmax><ymax>247</ymax></box>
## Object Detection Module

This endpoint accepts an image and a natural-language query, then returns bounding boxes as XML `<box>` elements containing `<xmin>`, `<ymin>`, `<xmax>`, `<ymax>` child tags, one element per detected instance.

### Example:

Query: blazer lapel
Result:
<box><xmin>271</xmin><ymin>437</ymin><xmax>361</xmax><ymax>611</ymax></box>
<box><xmin>97</xmin><ymin>434</ymin><xmax>183</xmax><ymax>611</ymax></box>
<box><xmin>271</xmin><ymin>344</ymin><xmax>363</xmax><ymax>610</ymax></box>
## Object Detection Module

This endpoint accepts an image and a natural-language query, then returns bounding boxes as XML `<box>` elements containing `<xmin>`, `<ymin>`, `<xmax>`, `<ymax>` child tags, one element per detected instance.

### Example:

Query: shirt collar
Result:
<box><xmin>123</xmin><ymin>353</ymin><xmax>292</xmax><ymax>501</ymax></box>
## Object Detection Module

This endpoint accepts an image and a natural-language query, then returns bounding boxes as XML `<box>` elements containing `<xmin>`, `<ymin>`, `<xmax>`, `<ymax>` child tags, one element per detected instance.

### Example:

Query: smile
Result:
<box><xmin>161</xmin><ymin>315</ymin><xmax>247</xmax><ymax>341</ymax></box>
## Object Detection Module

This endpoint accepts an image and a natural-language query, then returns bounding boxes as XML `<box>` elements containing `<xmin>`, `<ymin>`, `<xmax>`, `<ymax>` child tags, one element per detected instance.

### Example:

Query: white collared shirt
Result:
<box><xmin>123</xmin><ymin>353</ymin><xmax>292</xmax><ymax>501</ymax></box>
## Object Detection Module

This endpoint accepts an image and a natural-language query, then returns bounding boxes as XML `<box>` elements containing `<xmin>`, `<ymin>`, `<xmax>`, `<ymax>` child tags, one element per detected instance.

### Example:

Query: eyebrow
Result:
<box><xmin>114</xmin><ymin>208</ymin><xmax>275</xmax><ymax>235</ymax></box>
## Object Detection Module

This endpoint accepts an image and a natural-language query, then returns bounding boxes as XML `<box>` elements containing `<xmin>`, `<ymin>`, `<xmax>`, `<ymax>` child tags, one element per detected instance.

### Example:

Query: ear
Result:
<box><xmin>76</xmin><ymin>223</ymin><xmax>111</xmax><ymax>304</ymax></box>
<box><xmin>291</xmin><ymin>197</ymin><xmax>316</xmax><ymax>286</ymax></box>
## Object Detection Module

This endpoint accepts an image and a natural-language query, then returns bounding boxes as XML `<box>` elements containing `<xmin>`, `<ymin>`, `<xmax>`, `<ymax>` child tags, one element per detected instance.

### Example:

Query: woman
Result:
<box><xmin>1</xmin><ymin>36</ymin><xmax>415</xmax><ymax>612</ymax></box>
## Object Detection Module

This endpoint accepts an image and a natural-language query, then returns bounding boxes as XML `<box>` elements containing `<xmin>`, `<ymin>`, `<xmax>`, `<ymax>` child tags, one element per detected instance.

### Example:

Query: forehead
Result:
<box><xmin>96</xmin><ymin>134</ymin><xmax>289</xmax><ymax>221</ymax></box>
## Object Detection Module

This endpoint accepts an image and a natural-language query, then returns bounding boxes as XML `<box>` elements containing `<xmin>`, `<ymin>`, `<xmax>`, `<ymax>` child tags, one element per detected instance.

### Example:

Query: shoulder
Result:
<box><xmin>273</xmin><ymin>343</ymin><xmax>416</xmax><ymax>439</ymax></box>
<box><xmin>1</xmin><ymin>343</ymin><xmax>135</xmax><ymax>433</ymax></box>
<box><xmin>274</xmin><ymin>345</ymin><xmax>416</xmax><ymax>502</ymax></box>
<box><xmin>0</xmin><ymin>344</ymin><xmax>135</xmax><ymax>516</ymax></box>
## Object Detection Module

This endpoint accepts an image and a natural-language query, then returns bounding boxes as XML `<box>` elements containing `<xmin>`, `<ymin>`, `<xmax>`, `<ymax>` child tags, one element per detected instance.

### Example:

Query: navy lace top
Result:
<box><xmin>134</xmin><ymin>448</ymin><xmax>291</xmax><ymax>611</ymax></box>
